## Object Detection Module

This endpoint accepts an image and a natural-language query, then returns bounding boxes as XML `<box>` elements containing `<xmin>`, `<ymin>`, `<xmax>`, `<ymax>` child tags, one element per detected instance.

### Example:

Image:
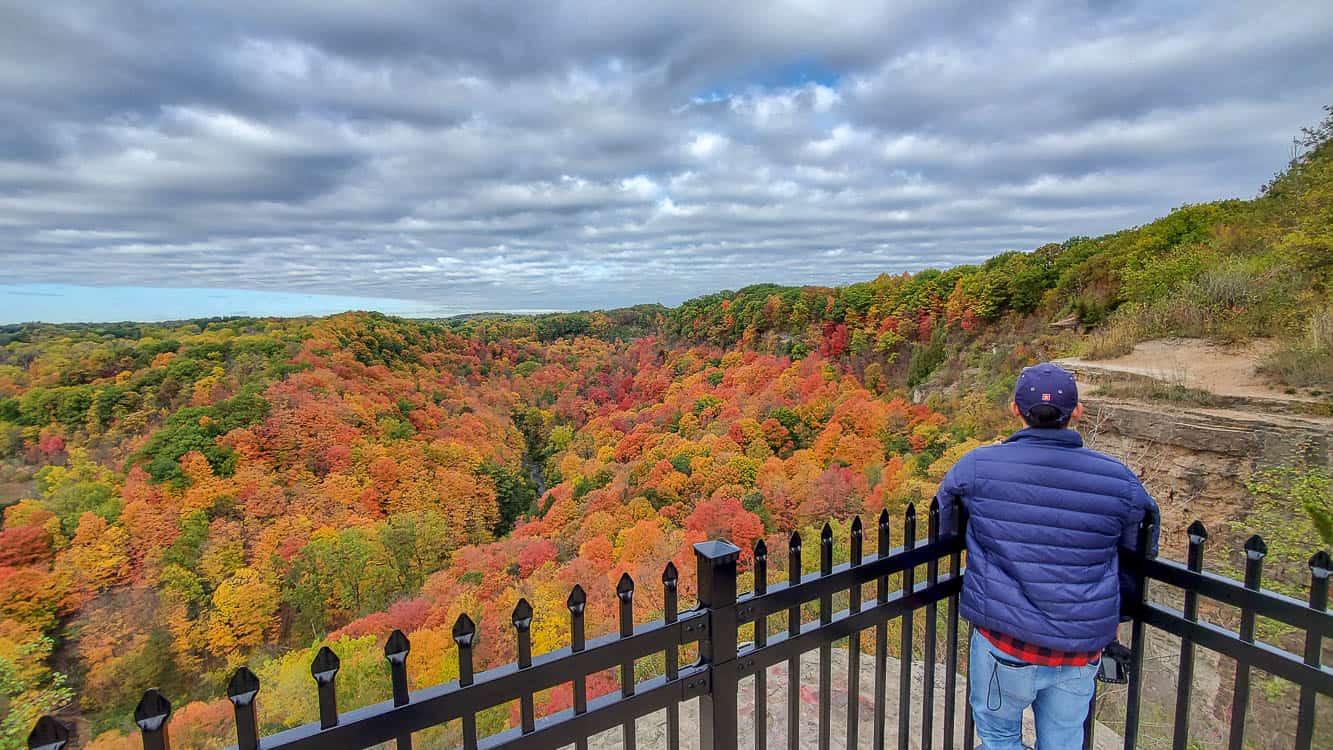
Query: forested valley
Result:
<box><xmin>1</xmin><ymin>110</ymin><xmax>1330</xmax><ymax>748</ymax></box>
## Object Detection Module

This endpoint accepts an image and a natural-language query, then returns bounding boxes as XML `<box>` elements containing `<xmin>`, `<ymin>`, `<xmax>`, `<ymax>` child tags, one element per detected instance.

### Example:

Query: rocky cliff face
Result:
<box><xmin>1079</xmin><ymin>397</ymin><xmax>1331</xmax><ymax>552</ymax></box>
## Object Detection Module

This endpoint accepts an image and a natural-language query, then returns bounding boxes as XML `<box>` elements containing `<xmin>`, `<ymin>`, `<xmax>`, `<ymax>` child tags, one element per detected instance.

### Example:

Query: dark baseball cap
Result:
<box><xmin>1014</xmin><ymin>362</ymin><xmax>1078</xmax><ymax>423</ymax></box>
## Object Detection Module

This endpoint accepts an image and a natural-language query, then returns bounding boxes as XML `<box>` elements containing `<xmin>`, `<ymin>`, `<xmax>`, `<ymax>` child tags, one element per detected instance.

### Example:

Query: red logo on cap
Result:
<box><xmin>1042</xmin><ymin>393</ymin><xmax>1052</xmax><ymax>401</ymax></box>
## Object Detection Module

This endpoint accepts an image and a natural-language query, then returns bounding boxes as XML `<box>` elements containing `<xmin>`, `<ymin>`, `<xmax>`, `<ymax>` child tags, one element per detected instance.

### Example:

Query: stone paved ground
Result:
<box><xmin>585</xmin><ymin>648</ymin><xmax>1124</xmax><ymax>750</ymax></box>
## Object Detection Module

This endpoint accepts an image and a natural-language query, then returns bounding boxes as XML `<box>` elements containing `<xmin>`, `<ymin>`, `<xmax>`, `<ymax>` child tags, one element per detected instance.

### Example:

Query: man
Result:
<box><xmin>936</xmin><ymin>362</ymin><xmax>1158</xmax><ymax>750</ymax></box>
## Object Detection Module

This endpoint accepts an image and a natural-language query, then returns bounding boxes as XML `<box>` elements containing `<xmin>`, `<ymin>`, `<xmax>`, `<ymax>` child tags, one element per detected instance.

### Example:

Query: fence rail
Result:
<box><xmin>29</xmin><ymin>497</ymin><xmax>1333</xmax><ymax>750</ymax></box>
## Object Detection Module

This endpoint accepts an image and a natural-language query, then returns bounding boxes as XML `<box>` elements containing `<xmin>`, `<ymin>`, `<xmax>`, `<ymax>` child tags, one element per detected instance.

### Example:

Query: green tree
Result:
<box><xmin>132</xmin><ymin>385</ymin><xmax>269</xmax><ymax>483</ymax></box>
<box><xmin>0</xmin><ymin>632</ymin><xmax>73</xmax><ymax>750</ymax></box>
<box><xmin>36</xmin><ymin>449</ymin><xmax>122</xmax><ymax>534</ymax></box>
<box><xmin>906</xmin><ymin>334</ymin><xmax>947</xmax><ymax>387</ymax></box>
<box><xmin>479</xmin><ymin>461</ymin><xmax>537</xmax><ymax>536</ymax></box>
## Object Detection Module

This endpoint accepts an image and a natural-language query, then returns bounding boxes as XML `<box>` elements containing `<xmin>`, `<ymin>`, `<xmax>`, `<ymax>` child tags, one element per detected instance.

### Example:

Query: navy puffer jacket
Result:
<box><xmin>936</xmin><ymin>427</ymin><xmax>1159</xmax><ymax>653</ymax></box>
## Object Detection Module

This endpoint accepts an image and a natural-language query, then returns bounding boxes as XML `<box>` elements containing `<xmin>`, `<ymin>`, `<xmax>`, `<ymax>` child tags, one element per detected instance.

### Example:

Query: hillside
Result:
<box><xmin>0</xmin><ymin>111</ymin><xmax>1330</xmax><ymax>748</ymax></box>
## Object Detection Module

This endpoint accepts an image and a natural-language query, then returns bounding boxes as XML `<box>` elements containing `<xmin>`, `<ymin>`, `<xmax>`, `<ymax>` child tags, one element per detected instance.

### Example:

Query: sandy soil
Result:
<box><xmin>1058</xmin><ymin>338</ymin><xmax>1316</xmax><ymax>403</ymax></box>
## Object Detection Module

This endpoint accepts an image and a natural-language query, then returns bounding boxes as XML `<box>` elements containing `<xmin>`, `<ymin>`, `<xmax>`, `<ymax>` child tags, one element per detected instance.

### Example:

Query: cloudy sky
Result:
<box><xmin>1</xmin><ymin>1</ymin><xmax>1330</xmax><ymax>323</ymax></box>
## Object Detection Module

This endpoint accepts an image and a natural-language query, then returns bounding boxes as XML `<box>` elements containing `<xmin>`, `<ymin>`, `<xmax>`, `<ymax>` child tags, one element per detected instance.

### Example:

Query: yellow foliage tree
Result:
<box><xmin>58</xmin><ymin>513</ymin><xmax>130</xmax><ymax>599</ymax></box>
<box><xmin>207</xmin><ymin>567</ymin><xmax>279</xmax><ymax>664</ymax></box>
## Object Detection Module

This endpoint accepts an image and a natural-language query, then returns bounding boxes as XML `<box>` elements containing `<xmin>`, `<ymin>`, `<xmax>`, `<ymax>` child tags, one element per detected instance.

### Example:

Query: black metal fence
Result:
<box><xmin>27</xmin><ymin>498</ymin><xmax>1333</xmax><ymax>750</ymax></box>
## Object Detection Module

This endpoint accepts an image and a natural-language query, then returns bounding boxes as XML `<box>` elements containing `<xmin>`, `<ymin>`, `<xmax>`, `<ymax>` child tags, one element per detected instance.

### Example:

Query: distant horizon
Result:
<box><xmin>0</xmin><ymin>264</ymin><xmax>948</xmax><ymax>325</ymax></box>
<box><xmin>0</xmin><ymin>266</ymin><xmax>899</xmax><ymax>325</ymax></box>
<box><xmin>0</xmin><ymin>284</ymin><xmax>575</xmax><ymax>326</ymax></box>
<box><xmin>1</xmin><ymin>250</ymin><xmax>1007</xmax><ymax>325</ymax></box>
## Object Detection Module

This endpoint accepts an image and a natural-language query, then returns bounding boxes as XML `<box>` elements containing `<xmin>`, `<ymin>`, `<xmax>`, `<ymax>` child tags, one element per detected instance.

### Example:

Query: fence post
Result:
<box><xmin>513</xmin><ymin>599</ymin><xmax>536</xmax><ymax>735</ymax></box>
<box><xmin>1123</xmin><ymin>515</ymin><xmax>1154</xmax><ymax>750</ymax></box>
<box><xmin>786</xmin><ymin>532</ymin><xmax>802</xmax><ymax>750</ymax></box>
<box><xmin>943</xmin><ymin>496</ymin><xmax>965</xmax><ymax>750</ymax></box>
<box><xmin>227</xmin><ymin>667</ymin><xmax>261</xmax><ymax>750</ymax></box>
<box><xmin>453</xmin><ymin>614</ymin><xmax>479</xmax><ymax>750</ymax></box>
<box><xmin>695</xmin><ymin>539</ymin><xmax>741</xmax><ymax>750</ymax></box>
<box><xmin>663</xmin><ymin>562</ymin><xmax>682</xmax><ymax>750</ymax></box>
<box><xmin>385</xmin><ymin>629</ymin><xmax>413</xmax><ymax>750</ymax></box>
<box><xmin>311</xmin><ymin>646</ymin><xmax>340</xmax><ymax>730</ymax></box>
<box><xmin>1294</xmin><ymin>550</ymin><xmax>1329</xmax><ymax>750</ymax></box>
<box><xmin>567</xmin><ymin>585</ymin><xmax>589</xmax><ymax>750</ymax></box>
<box><xmin>1226</xmin><ymin>535</ymin><xmax>1266</xmax><ymax>750</ymax></box>
<box><xmin>1171</xmin><ymin>522</ymin><xmax>1207</xmax><ymax>750</ymax></box>
<box><xmin>818</xmin><ymin>523</ymin><xmax>834</xmax><ymax>750</ymax></box>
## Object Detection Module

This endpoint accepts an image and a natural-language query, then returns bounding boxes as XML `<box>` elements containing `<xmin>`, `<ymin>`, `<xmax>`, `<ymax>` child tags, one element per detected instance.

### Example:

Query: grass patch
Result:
<box><xmin>1261</xmin><ymin>345</ymin><xmax>1333</xmax><ymax>389</ymax></box>
<box><xmin>1096</xmin><ymin>379</ymin><xmax>1219</xmax><ymax>407</ymax></box>
<box><xmin>1261</xmin><ymin>305</ymin><xmax>1333</xmax><ymax>389</ymax></box>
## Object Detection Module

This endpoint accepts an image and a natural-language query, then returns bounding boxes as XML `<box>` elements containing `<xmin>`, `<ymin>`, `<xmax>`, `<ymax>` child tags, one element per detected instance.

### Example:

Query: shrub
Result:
<box><xmin>1195</xmin><ymin>259</ymin><xmax>1257</xmax><ymax>309</ymax></box>
<box><xmin>1079</xmin><ymin>317</ymin><xmax>1139</xmax><ymax>359</ymax></box>
<box><xmin>1260</xmin><ymin>304</ymin><xmax>1333</xmax><ymax>389</ymax></box>
<box><xmin>1311</xmin><ymin>304</ymin><xmax>1333</xmax><ymax>350</ymax></box>
<box><xmin>1261</xmin><ymin>345</ymin><xmax>1333</xmax><ymax>389</ymax></box>
<box><xmin>1224</xmin><ymin>460</ymin><xmax>1332</xmax><ymax>635</ymax></box>
<box><xmin>906</xmin><ymin>335</ymin><xmax>946</xmax><ymax>386</ymax></box>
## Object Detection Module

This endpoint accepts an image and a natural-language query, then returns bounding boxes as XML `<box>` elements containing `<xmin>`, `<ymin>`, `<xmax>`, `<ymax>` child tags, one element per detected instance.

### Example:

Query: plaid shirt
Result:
<box><xmin>978</xmin><ymin>627</ymin><xmax>1100</xmax><ymax>667</ymax></box>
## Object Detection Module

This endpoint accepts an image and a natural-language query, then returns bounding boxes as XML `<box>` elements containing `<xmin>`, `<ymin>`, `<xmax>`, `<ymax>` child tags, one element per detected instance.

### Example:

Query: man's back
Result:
<box><xmin>937</xmin><ymin>426</ymin><xmax>1157</xmax><ymax>653</ymax></box>
<box><xmin>943</xmin><ymin>362</ymin><xmax>1160</xmax><ymax>750</ymax></box>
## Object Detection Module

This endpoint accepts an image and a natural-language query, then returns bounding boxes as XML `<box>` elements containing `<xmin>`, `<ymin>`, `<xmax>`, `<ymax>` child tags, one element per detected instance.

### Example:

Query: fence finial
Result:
<box><xmin>134</xmin><ymin>688</ymin><xmax>172</xmax><ymax>731</ymax></box>
<box><xmin>512</xmin><ymin>598</ymin><xmax>534</xmax><ymax>630</ymax></box>
<box><xmin>311</xmin><ymin>646</ymin><xmax>340</xmax><ymax>682</ymax></box>
<box><xmin>227</xmin><ymin>667</ymin><xmax>260</xmax><ymax>703</ymax></box>
<box><xmin>566</xmin><ymin>584</ymin><xmax>587</xmax><ymax>613</ymax></box>
<box><xmin>453</xmin><ymin>613</ymin><xmax>477</xmax><ymax>691</ymax></box>
<box><xmin>904</xmin><ymin>502</ymin><xmax>917</xmax><ymax>548</ymax></box>
<box><xmin>385</xmin><ymin>629</ymin><xmax>411</xmax><ymax>661</ymax></box>
<box><xmin>616</xmin><ymin>572</ymin><xmax>635</xmax><ymax>601</ymax></box>
<box><xmin>1187</xmin><ymin>520</ymin><xmax>1208</xmax><ymax>543</ymax></box>
<box><xmin>1244</xmin><ymin>534</ymin><xmax>1268</xmax><ymax>559</ymax></box>
<box><xmin>27</xmin><ymin>716</ymin><xmax>69</xmax><ymax>750</ymax></box>
<box><xmin>850</xmin><ymin>515</ymin><xmax>864</xmax><ymax>565</ymax></box>
<box><xmin>513</xmin><ymin>596</ymin><xmax>536</xmax><ymax>728</ymax></box>
<box><xmin>1310</xmin><ymin>549</ymin><xmax>1331</xmax><ymax>579</ymax></box>
<box><xmin>385</xmin><ymin>629</ymin><xmax>412</xmax><ymax>709</ymax></box>
<box><xmin>134</xmin><ymin>688</ymin><xmax>173</xmax><ymax>750</ymax></box>
<box><xmin>452</xmin><ymin>613</ymin><xmax>477</xmax><ymax>645</ymax></box>
<box><xmin>662</xmin><ymin>560</ymin><xmax>679</xmax><ymax>586</ymax></box>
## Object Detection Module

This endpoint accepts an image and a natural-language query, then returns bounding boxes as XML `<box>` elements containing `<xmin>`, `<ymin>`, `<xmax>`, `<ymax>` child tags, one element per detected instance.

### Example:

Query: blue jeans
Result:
<box><xmin>969</xmin><ymin>630</ymin><xmax>1098</xmax><ymax>750</ymax></box>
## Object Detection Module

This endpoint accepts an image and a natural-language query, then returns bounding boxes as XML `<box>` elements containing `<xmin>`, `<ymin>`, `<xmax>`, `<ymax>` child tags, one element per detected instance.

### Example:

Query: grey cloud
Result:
<box><xmin>0</xmin><ymin>0</ymin><xmax>1330</xmax><ymax>316</ymax></box>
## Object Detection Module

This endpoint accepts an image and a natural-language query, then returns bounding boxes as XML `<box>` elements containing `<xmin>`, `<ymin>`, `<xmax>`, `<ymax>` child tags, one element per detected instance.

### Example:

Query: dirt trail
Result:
<box><xmin>1059</xmin><ymin>338</ymin><xmax>1323</xmax><ymax>403</ymax></box>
